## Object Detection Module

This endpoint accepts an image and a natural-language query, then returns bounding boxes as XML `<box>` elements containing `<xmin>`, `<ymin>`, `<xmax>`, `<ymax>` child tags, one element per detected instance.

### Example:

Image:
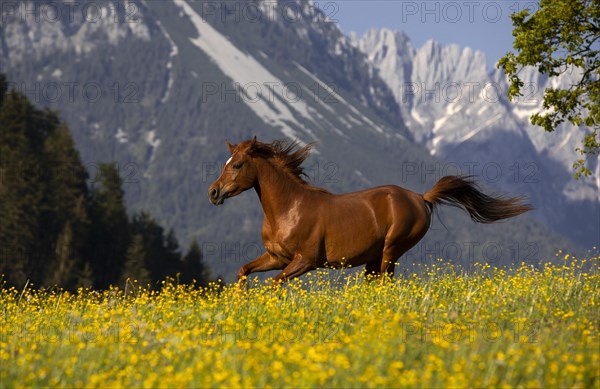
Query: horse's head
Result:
<box><xmin>208</xmin><ymin>136</ymin><xmax>260</xmax><ymax>206</ymax></box>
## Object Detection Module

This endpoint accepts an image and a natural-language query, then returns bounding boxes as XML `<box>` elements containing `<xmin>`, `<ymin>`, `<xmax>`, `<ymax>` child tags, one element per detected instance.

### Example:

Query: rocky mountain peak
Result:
<box><xmin>358</xmin><ymin>27</ymin><xmax>599</xmax><ymax>247</ymax></box>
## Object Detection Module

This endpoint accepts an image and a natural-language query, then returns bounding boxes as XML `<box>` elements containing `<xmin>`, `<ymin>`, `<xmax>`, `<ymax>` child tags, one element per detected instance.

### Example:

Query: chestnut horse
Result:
<box><xmin>208</xmin><ymin>137</ymin><xmax>531</xmax><ymax>283</ymax></box>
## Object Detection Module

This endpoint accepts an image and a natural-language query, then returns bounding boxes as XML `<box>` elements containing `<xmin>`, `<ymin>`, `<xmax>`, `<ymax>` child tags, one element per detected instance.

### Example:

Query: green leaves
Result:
<box><xmin>498</xmin><ymin>0</ymin><xmax>599</xmax><ymax>178</ymax></box>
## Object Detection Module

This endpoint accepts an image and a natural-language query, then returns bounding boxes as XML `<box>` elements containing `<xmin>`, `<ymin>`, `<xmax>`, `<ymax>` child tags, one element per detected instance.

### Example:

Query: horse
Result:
<box><xmin>208</xmin><ymin>137</ymin><xmax>532</xmax><ymax>284</ymax></box>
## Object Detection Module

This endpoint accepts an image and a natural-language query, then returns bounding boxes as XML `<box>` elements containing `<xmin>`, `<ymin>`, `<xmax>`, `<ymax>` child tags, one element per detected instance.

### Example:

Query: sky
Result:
<box><xmin>329</xmin><ymin>1</ymin><xmax>535</xmax><ymax>70</ymax></box>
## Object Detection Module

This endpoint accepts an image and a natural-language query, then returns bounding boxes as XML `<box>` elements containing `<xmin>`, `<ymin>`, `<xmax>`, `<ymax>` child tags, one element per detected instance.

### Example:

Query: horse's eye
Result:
<box><xmin>233</xmin><ymin>162</ymin><xmax>243</xmax><ymax>170</ymax></box>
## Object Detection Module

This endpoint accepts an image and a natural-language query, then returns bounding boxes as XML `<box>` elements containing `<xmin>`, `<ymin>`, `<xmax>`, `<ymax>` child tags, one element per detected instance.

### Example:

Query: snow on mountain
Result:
<box><xmin>1</xmin><ymin>1</ymin><xmax>588</xmax><ymax>279</ymax></box>
<box><xmin>155</xmin><ymin>19</ymin><xmax>179</xmax><ymax>104</ymax></box>
<box><xmin>358</xmin><ymin>28</ymin><xmax>599</xmax><ymax>247</ymax></box>
<box><xmin>174</xmin><ymin>0</ymin><xmax>315</xmax><ymax>140</ymax></box>
<box><xmin>294</xmin><ymin>63</ymin><xmax>392</xmax><ymax>137</ymax></box>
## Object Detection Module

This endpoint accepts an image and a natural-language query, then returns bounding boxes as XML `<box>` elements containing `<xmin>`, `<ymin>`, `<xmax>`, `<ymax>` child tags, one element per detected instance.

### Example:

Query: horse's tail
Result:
<box><xmin>422</xmin><ymin>176</ymin><xmax>532</xmax><ymax>223</ymax></box>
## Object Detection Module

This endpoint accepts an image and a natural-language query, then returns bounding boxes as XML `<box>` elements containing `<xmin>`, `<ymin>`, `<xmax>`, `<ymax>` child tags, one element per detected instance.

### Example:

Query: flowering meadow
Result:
<box><xmin>1</xmin><ymin>256</ymin><xmax>599</xmax><ymax>388</ymax></box>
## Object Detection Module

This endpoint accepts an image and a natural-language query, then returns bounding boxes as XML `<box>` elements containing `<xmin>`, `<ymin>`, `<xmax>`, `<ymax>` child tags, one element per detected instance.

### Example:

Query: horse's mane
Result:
<box><xmin>250</xmin><ymin>139</ymin><xmax>330</xmax><ymax>193</ymax></box>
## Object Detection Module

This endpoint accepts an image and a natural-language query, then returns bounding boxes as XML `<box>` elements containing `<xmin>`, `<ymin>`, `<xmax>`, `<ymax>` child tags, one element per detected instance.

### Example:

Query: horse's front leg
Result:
<box><xmin>271</xmin><ymin>253</ymin><xmax>316</xmax><ymax>285</ymax></box>
<box><xmin>237</xmin><ymin>252</ymin><xmax>287</xmax><ymax>284</ymax></box>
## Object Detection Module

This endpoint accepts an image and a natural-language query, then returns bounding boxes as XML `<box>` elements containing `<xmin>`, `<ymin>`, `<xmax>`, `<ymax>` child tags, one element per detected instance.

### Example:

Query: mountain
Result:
<box><xmin>0</xmin><ymin>0</ymin><xmax>585</xmax><ymax>281</ymax></box>
<box><xmin>357</xmin><ymin>28</ymin><xmax>599</xmax><ymax>248</ymax></box>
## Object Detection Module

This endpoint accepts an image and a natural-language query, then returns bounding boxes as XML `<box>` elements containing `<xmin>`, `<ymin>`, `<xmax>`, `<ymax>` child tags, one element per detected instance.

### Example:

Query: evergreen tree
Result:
<box><xmin>46</xmin><ymin>222</ymin><xmax>77</xmax><ymax>287</ymax></box>
<box><xmin>0</xmin><ymin>87</ymin><xmax>44</xmax><ymax>286</ymax></box>
<box><xmin>43</xmin><ymin>124</ymin><xmax>89</xmax><ymax>227</ymax></box>
<box><xmin>87</xmin><ymin>163</ymin><xmax>130</xmax><ymax>288</ymax></box>
<box><xmin>1</xmin><ymin>75</ymin><xmax>91</xmax><ymax>288</ymax></box>
<box><xmin>41</xmin><ymin>123</ymin><xmax>90</xmax><ymax>287</ymax></box>
<box><xmin>0</xmin><ymin>74</ymin><xmax>7</xmax><ymax>107</ymax></box>
<box><xmin>0</xmin><ymin>74</ymin><xmax>191</xmax><ymax>290</ymax></box>
<box><xmin>181</xmin><ymin>239</ymin><xmax>212</xmax><ymax>287</ymax></box>
<box><xmin>70</xmin><ymin>195</ymin><xmax>92</xmax><ymax>288</ymax></box>
<box><xmin>75</xmin><ymin>260</ymin><xmax>94</xmax><ymax>290</ymax></box>
<box><xmin>120</xmin><ymin>234</ymin><xmax>151</xmax><ymax>289</ymax></box>
<box><xmin>130</xmin><ymin>212</ymin><xmax>181</xmax><ymax>283</ymax></box>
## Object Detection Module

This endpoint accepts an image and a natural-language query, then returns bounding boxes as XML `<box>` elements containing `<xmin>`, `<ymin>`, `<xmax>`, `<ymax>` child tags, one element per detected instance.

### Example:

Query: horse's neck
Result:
<box><xmin>254</xmin><ymin>159</ymin><xmax>303</xmax><ymax>225</ymax></box>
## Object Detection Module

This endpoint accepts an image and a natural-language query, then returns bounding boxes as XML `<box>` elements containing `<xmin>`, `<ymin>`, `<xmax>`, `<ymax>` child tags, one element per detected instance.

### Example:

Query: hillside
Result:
<box><xmin>0</xmin><ymin>0</ymin><xmax>585</xmax><ymax>280</ymax></box>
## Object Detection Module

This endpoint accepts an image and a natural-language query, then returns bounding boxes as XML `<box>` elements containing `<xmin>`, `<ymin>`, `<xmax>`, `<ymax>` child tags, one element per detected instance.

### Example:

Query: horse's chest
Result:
<box><xmin>262</xmin><ymin>210</ymin><xmax>308</xmax><ymax>260</ymax></box>
<box><xmin>262</xmin><ymin>226</ymin><xmax>297</xmax><ymax>260</ymax></box>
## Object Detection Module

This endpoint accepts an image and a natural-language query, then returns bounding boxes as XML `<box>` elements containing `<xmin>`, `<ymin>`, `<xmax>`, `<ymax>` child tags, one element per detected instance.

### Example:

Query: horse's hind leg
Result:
<box><xmin>380</xmin><ymin>240</ymin><xmax>418</xmax><ymax>278</ymax></box>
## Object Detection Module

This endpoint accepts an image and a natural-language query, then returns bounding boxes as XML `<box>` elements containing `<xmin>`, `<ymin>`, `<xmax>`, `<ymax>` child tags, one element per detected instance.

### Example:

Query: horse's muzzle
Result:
<box><xmin>208</xmin><ymin>187</ymin><xmax>225</xmax><ymax>206</ymax></box>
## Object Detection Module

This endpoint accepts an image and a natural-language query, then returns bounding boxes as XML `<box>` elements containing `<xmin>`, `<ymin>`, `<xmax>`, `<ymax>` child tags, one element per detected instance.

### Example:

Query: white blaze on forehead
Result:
<box><xmin>225</xmin><ymin>156</ymin><xmax>233</xmax><ymax>166</ymax></box>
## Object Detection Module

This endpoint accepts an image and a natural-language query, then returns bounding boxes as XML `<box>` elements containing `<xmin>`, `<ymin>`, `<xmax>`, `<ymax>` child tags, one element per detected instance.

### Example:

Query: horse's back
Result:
<box><xmin>339</xmin><ymin>185</ymin><xmax>424</xmax><ymax>208</ymax></box>
<box><xmin>342</xmin><ymin>185</ymin><xmax>430</xmax><ymax>236</ymax></box>
<box><xmin>316</xmin><ymin>185</ymin><xmax>429</xmax><ymax>232</ymax></box>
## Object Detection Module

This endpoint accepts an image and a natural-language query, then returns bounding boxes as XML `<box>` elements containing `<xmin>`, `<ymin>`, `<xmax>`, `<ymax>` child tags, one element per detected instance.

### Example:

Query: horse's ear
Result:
<box><xmin>249</xmin><ymin>136</ymin><xmax>257</xmax><ymax>150</ymax></box>
<box><xmin>226</xmin><ymin>140</ymin><xmax>235</xmax><ymax>153</ymax></box>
